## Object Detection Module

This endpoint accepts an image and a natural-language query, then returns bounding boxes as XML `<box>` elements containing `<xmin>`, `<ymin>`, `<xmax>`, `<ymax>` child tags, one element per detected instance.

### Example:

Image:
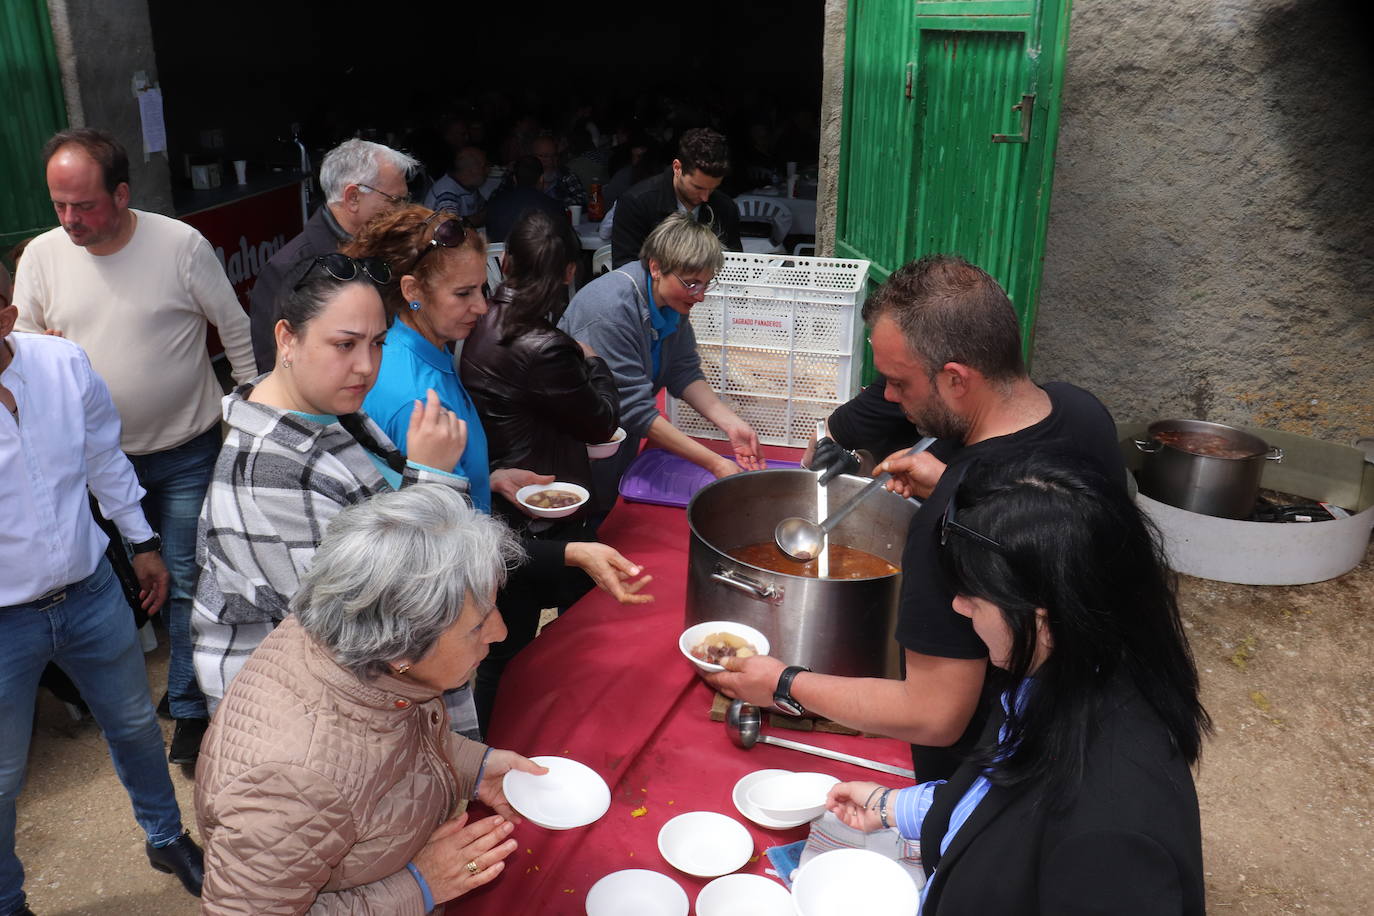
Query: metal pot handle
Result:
<box><xmin>1134</xmin><ymin>438</ymin><xmax>1163</xmax><ymax>454</ymax></box>
<box><xmin>1266</xmin><ymin>446</ymin><xmax>1284</xmax><ymax>462</ymax></box>
<box><xmin>711</xmin><ymin>565</ymin><xmax>784</xmax><ymax>603</ymax></box>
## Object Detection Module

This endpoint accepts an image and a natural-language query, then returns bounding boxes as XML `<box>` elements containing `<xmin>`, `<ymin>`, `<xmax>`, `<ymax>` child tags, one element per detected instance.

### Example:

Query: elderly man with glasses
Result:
<box><xmin>249</xmin><ymin>139</ymin><xmax>420</xmax><ymax>372</ymax></box>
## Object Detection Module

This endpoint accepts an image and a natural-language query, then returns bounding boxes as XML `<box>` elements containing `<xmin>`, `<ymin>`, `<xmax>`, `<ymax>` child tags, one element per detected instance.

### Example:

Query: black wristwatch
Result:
<box><xmin>773</xmin><ymin>665</ymin><xmax>812</xmax><ymax>717</ymax></box>
<box><xmin>131</xmin><ymin>534</ymin><xmax>162</xmax><ymax>555</ymax></box>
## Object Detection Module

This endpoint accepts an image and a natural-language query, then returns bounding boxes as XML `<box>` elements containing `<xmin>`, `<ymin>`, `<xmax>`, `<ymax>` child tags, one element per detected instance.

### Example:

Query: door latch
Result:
<box><xmin>991</xmin><ymin>94</ymin><xmax>1036</xmax><ymax>143</ymax></box>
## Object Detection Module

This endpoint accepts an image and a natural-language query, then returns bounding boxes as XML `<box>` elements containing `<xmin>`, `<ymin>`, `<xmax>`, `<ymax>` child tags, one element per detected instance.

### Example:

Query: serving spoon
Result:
<box><xmin>726</xmin><ymin>700</ymin><xmax>915</xmax><ymax>779</ymax></box>
<box><xmin>775</xmin><ymin>436</ymin><xmax>937</xmax><ymax>561</ymax></box>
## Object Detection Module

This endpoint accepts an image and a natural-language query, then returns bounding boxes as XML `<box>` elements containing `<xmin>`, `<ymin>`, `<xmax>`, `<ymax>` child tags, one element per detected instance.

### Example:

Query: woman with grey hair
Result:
<box><xmin>559</xmin><ymin>211</ymin><xmax>765</xmax><ymax>517</ymax></box>
<box><xmin>195</xmin><ymin>484</ymin><xmax>548</xmax><ymax>913</ymax></box>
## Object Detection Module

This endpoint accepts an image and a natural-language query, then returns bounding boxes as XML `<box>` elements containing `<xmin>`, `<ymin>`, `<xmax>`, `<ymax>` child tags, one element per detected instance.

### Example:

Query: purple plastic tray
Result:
<box><xmin>618</xmin><ymin>448</ymin><xmax>802</xmax><ymax>508</ymax></box>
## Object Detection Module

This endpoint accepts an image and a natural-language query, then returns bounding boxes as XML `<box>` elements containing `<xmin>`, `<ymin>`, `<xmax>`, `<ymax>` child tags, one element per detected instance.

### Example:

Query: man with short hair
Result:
<box><xmin>530</xmin><ymin>134</ymin><xmax>587</xmax><ymax>210</ymax></box>
<box><xmin>14</xmin><ymin>127</ymin><xmax>256</xmax><ymax>766</ymax></box>
<box><xmin>708</xmin><ymin>255</ymin><xmax>1126</xmax><ymax>780</ymax></box>
<box><xmin>611</xmin><ymin>127</ymin><xmax>743</xmax><ymax>268</ymax></box>
<box><xmin>484</xmin><ymin>155</ymin><xmax>567</xmax><ymax>243</ymax></box>
<box><xmin>422</xmin><ymin>145</ymin><xmax>489</xmax><ymax>227</ymax></box>
<box><xmin>248</xmin><ymin>139</ymin><xmax>420</xmax><ymax>371</ymax></box>
<box><xmin>1</xmin><ymin>263</ymin><xmax>205</xmax><ymax>913</ymax></box>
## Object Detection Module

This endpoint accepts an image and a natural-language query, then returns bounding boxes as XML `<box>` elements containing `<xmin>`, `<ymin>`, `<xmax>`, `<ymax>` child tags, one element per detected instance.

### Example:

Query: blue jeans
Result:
<box><xmin>127</xmin><ymin>426</ymin><xmax>220</xmax><ymax>721</ymax></box>
<box><xmin>0</xmin><ymin>559</ymin><xmax>185</xmax><ymax>914</ymax></box>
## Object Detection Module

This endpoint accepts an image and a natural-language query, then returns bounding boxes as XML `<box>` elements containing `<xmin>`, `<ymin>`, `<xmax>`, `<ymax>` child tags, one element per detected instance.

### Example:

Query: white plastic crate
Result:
<box><xmin>668</xmin><ymin>252</ymin><xmax>870</xmax><ymax>448</ymax></box>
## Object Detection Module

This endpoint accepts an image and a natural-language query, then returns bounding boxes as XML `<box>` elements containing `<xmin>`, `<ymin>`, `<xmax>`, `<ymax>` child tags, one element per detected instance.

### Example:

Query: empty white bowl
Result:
<box><xmin>502</xmin><ymin>755</ymin><xmax>610</xmax><ymax>830</ymax></box>
<box><xmin>587</xmin><ymin>426</ymin><xmax>628</xmax><ymax>459</ymax></box>
<box><xmin>695</xmin><ymin>873</ymin><xmax>793</xmax><ymax>916</ymax></box>
<box><xmin>745</xmin><ymin>772</ymin><xmax>838</xmax><ymax>824</ymax></box>
<box><xmin>656</xmin><ymin>811</ymin><xmax>753</xmax><ymax>878</ymax></box>
<box><xmin>732</xmin><ymin>768</ymin><xmax>809</xmax><ymax>829</ymax></box>
<box><xmin>516</xmin><ymin>482</ymin><xmax>589</xmax><ymax>519</ymax></box>
<box><xmin>585</xmin><ymin>869</ymin><xmax>688</xmax><ymax>916</ymax></box>
<box><xmin>678</xmin><ymin>620</ymin><xmax>770</xmax><ymax>674</ymax></box>
<box><xmin>791</xmin><ymin>848</ymin><xmax>920</xmax><ymax>916</ymax></box>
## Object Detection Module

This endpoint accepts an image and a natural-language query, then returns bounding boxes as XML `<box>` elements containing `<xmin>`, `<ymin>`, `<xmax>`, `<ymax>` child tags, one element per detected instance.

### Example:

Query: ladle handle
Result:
<box><xmin>759</xmin><ymin>735</ymin><xmax>916</xmax><ymax>779</ymax></box>
<box><xmin>819</xmin><ymin>436</ymin><xmax>938</xmax><ymax>535</ymax></box>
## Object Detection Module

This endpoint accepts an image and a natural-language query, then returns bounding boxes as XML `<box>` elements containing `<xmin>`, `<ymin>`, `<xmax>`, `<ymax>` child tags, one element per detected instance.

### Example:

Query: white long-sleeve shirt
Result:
<box><xmin>0</xmin><ymin>332</ymin><xmax>153</xmax><ymax>606</ymax></box>
<box><xmin>13</xmin><ymin>210</ymin><xmax>254</xmax><ymax>454</ymax></box>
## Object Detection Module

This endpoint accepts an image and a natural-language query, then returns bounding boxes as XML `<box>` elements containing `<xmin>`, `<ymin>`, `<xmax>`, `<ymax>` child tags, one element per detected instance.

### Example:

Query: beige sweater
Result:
<box><xmin>14</xmin><ymin>210</ymin><xmax>254</xmax><ymax>454</ymax></box>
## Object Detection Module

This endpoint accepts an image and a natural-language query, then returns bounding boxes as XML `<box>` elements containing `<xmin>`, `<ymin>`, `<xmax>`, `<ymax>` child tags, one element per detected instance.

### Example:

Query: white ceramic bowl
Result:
<box><xmin>695</xmin><ymin>873</ymin><xmax>794</xmax><ymax>916</ymax></box>
<box><xmin>745</xmin><ymin>772</ymin><xmax>838</xmax><ymax>824</ymax></box>
<box><xmin>678</xmin><ymin>621</ymin><xmax>770</xmax><ymax>674</ymax></box>
<box><xmin>656</xmin><ymin>811</ymin><xmax>753</xmax><ymax>878</ymax></box>
<box><xmin>585</xmin><ymin>869</ymin><xmax>688</xmax><ymax>916</ymax></box>
<box><xmin>587</xmin><ymin>426</ymin><xmax>627</xmax><ymax>459</ymax></box>
<box><xmin>502</xmin><ymin>755</ymin><xmax>610</xmax><ymax>830</ymax></box>
<box><xmin>732</xmin><ymin>768</ymin><xmax>810</xmax><ymax>829</ymax></box>
<box><xmin>516</xmin><ymin>482</ymin><xmax>590</xmax><ymax>519</ymax></box>
<box><xmin>791</xmin><ymin>848</ymin><xmax>920</xmax><ymax>916</ymax></box>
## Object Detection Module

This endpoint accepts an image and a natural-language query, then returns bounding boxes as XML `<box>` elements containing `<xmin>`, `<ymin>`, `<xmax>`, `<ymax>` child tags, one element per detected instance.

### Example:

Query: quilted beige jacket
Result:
<box><xmin>195</xmin><ymin>616</ymin><xmax>488</xmax><ymax>914</ymax></box>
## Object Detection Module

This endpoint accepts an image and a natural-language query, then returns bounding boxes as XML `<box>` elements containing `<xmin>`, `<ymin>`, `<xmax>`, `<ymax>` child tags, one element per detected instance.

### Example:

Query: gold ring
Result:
<box><xmin>466</xmin><ymin>860</ymin><xmax>480</xmax><ymax>875</ymax></box>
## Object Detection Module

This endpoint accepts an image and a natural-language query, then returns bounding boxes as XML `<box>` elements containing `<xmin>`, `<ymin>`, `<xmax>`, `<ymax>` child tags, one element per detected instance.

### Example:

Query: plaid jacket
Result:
<box><xmin>191</xmin><ymin>384</ymin><xmax>469</xmax><ymax>706</ymax></box>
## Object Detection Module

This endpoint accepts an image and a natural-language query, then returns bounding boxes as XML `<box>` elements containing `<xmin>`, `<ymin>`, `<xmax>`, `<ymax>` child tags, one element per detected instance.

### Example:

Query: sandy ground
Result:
<box><xmin>12</xmin><ymin>542</ymin><xmax>1374</xmax><ymax>914</ymax></box>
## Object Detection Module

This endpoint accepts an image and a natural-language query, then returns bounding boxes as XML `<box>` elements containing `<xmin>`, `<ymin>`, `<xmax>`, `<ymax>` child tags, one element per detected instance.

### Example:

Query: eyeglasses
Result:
<box><xmin>940</xmin><ymin>463</ymin><xmax>1008</xmax><ymax>555</ymax></box>
<box><xmin>293</xmin><ymin>253</ymin><xmax>392</xmax><ymax>291</ymax></box>
<box><xmin>672</xmin><ymin>273</ymin><xmax>718</xmax><ymax>296</ymax></box>
<box><xmin>410</xmin><ymin>211</ymin><xmax>473</xmax><ymax>272</ymax></box>
<box><xmin>357</xmin><ymin>184</ymin><xmax>411</xmax><ymax>205</ymax></box>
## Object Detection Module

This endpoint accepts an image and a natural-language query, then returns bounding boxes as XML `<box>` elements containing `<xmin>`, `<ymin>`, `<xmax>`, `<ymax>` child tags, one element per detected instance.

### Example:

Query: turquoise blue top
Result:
<box><xmin>645</xmin><ymin>279</ymin><xmax>680</xmax><ymax>380</ymax></box>
<box><xmin>362</xmin><ymin>319</ymin><xmax>492</xmax><ymax>513</ymax></box>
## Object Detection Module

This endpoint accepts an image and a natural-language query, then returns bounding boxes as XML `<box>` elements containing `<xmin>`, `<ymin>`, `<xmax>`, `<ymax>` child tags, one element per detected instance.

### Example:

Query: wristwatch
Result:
<box><xmin>131</xmin><ymin>534</ymin><xmax>162</xmax><ymax>555</ymax></box>
<box><xmin>773</xmin><ymin>665</ymin><xmax>812</xmax><ymax>717</ymax></box>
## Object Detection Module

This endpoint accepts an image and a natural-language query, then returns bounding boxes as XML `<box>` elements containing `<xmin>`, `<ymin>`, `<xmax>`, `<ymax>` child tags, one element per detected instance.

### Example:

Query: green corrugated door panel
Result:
<box><xmin>837</xmin><ymin>0</ymin><xmax>1073</xmax><ymax>381</ymax></box>
<box><xmin>0</xmin><ymin>0</ymin><xmax>67</xmax><ymax>251</ymax></box>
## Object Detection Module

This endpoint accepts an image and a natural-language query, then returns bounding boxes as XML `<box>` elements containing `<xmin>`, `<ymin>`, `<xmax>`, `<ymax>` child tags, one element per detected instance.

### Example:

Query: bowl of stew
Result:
<box><xmin>516</xmin><ymin>482</ymin><xmax>590</xmax><ymax>519</ymax></box>
<box><xmin>587</xmin><ymin>427</ymin><xmax>628</xmax><ymax>460</ymax></box>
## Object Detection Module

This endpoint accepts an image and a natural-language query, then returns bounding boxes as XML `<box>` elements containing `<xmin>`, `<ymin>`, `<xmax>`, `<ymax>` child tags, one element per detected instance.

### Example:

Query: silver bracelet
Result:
<box><xmin>877</xmin><ymin>788</ymin><xmax>893</xmax><ymax>829</ymax></box>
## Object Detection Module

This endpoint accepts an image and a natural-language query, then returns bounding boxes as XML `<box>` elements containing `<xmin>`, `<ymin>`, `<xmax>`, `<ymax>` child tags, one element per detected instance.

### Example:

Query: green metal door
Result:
<box><xmin>0</xmin><ymin>0</ymin><xmax>67</xmax><ymax>252</ymax></box>
<box><xmin>836</xmin><ymin>0</ymin><xmax>1073</xmax><ymax>363</ymax></box>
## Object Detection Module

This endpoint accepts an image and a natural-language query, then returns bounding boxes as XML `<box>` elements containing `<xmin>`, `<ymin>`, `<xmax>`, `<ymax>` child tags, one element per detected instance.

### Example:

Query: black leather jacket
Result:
<box><xmin>461</xmin><ymin>286</ymin><xmax>620</xmax><ymax>513</ymax></box>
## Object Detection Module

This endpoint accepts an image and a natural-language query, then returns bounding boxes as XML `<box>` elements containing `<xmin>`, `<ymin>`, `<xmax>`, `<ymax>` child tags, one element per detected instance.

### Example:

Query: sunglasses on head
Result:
<box><xmin>293</xmin><ymin>253</ymin><xmax>392</xmax><ymax>291</ymax></box>
<box><xmin>940</xmin><ymin>462</ymin><xmax>1008</xmax><ymax>556</ymax></box>
<box><xmin>410</xmin><ymin>211</ymin><xmax>473</xmax><ymax>272</ymax></box>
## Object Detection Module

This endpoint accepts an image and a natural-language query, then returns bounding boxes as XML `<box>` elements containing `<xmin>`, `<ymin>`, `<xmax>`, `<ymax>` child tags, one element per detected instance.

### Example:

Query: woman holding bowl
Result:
<box><xmin>196</xmin><ymin>484</ymin><xmax>546</xmax><ymax>913</ymax></box>
<box><xmin>823</xmin><ymin>452</ymin><xmax>1208</xmax><ymax>915</ymax></box>
<box><xmin>558</xmin><ymin>211</ymin><xmax>765</xmax><ymax>518</ymax></box>
<box><xmin>191</xmin><ymin>255</ymin><xmax>467</xmax><ymax>713</ymax></box>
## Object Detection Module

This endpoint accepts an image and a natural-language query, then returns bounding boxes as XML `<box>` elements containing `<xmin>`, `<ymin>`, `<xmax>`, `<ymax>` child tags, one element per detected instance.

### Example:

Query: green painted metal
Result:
<box><xmin>836</xmin><ymin>0</ymin><xmax>1073</xmax><ymax>378</ymax></box>
<box><xmin>0</xmin><ymin>0</ymin><xmax>66</xmax><ymax>253</ymax></box>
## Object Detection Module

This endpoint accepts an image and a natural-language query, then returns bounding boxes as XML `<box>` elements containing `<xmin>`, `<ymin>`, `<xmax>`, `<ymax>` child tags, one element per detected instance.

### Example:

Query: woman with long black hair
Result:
<box><xmin>826</xmin><ymin>451</ymin><xmax>1210</xmax><ymax>915</ymax></box>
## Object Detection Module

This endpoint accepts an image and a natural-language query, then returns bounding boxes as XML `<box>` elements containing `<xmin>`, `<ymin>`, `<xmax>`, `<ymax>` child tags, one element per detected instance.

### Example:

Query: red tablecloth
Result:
<box><xmin>456</xmin><ymin>467</ymin><xmax>913</xmax><ymax>914</ymax></box>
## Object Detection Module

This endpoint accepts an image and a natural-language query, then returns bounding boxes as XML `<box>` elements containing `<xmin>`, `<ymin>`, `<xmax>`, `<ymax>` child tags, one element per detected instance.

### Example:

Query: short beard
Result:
<box><xmin>911</xmin><ymin>395</ymin><xmax>970</xmax><ymax>442</ymax></box>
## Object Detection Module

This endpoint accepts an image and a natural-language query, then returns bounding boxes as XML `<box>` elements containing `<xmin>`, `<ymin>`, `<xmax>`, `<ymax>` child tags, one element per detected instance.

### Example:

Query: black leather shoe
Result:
<box><xmin>156</xmin><ymin>692</ymin><xmax>172</xmax><ymax>720</ymax></box>
<box><xmin>168</xmin><ymin>717</ymin><xmax>208</xmax><ymax>765</ymax></box>
<box><xmin>146</xmin><ymin>831</ymin><xmax>204</xmax><ymax>897</ymax></box>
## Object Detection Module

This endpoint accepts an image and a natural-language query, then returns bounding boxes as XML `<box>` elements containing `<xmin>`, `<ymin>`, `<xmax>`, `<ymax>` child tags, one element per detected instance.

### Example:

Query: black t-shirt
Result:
<box><xmin>826</xmin><ymin>376</ymin><xmax>923</xmax><ymax>463</ymax></box>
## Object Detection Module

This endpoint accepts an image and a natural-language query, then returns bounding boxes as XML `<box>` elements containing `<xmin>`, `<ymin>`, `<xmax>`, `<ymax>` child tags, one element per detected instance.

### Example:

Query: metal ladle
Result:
<box><xmin>775</xmin><ymin>436</ymin><xmax>937</xmax><ymax>561</ymax></box>
<box><xmin>726</xmin><ymin>700</ymin><xmax>915</xmax><ymax>779</ymax></box>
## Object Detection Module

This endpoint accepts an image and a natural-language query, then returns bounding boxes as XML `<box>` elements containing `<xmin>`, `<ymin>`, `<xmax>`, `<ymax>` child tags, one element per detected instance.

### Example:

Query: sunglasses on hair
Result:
<box><xmin>293</xmin><ymin>253</ymin><xmax>392</xmax><ymax>291</ymax></box>
<box><xmin>410</xmin><ymin>211</ymin><xmax>474</xmax><ymax>272</ymax></box>
<box><xmin>940</xmin><ymin>463</ymin><xmax>1008</xmax><ymax>555</ymax></box>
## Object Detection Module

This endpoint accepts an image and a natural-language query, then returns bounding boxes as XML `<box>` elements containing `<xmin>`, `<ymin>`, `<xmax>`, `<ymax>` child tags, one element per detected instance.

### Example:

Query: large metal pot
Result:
<box><xmin>1135</xmin><ymin>418</ymin><xmax>1283</xmax><ymax>519</ymax></box>
<box><xmin>685</xmin><ymin>469</ymin><xmax>916</xmax><ymax>679</ymax></box>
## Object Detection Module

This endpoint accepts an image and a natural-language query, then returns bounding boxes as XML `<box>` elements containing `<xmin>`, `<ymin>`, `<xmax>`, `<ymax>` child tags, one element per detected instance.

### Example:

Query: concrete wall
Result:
<box><xmin>819</xmin><ymin>0</ymin><xmax>1374</xmax><ymax>443</ymax></box>
<box><xmin>47</xmin><ymin>0</ymin><xmax>174</xmax><ymax>215</ymax></box>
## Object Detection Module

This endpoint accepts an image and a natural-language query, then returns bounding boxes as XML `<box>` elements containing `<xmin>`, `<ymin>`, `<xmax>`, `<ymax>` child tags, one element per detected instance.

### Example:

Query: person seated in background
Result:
<box><xmin>422</xmin><ymin>145</ymin><xmax>490</xmax><ymax>227</ymax></box>
<box><xmin>825</xmin><ymin>453</ymin><xmax>1208</xmax><ymax>915</ymax></box>
<box><xmin>560</xmin><ymin>212</ymin><xmax>764</xmax><ymax>519</ymax></box>
<box><xmin>191</xmin><ymin>254</ymin><xmax>469</xmax><ymax>716</ymax></box>
<box><xmin>611</xmin><ymin>128</ymin><xmax>742</xmax><ymax>268</ymax></box>
<box><xmin>485</xmin><ymin>156</ymin><xmax>566</xmax><ymax>244</ymax></box>
<box><xmin>532</xmin><ymin>135</ymin><xmax>586</xmax><ymax>209</ymax></box>
<box><xmin>250</xmin><ymin>139</ymin><xmax>420</xmax><ymax>372</ymax></box>
<box><xmin>196</xmin><ymin>485</ymin><xmax>548</xmax><ymax>913</ymax></box>
<box><xmin>461</xmin><ymin>209</ymin><xmax>638</xmax><ymax>725</ymax></box>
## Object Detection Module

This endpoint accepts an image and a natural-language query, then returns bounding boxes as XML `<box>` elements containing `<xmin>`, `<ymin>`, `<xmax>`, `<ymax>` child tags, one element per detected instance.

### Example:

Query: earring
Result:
<box><xmin>282</xmin><ymin>359</ymin><xmax>292</xmax><ymax>369</ymax></box>
<box><xmin>408</xmin><ymin>300</ymin><xmax>422</xmax><ymax>311</ymax></box>
<box><xmin>393</xmin><ymin>663</ymin><xmax>410</xmax><ymax>675</ymax></box>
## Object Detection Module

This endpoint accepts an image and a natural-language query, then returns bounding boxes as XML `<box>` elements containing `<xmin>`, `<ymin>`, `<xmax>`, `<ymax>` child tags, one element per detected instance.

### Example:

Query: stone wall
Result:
<box><xmin>819</xmin><ymin>0</ymin><xmax>1374</xmax><ymax>443</ymax></box>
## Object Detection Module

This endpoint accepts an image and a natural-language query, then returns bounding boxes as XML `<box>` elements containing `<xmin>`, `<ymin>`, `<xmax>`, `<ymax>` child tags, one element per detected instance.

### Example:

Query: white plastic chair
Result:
<box><xmin>591</xmin><ymin>244</ymin><xmax>612</xmax><ymax>277</ymax></box>
<box><xmin>485</xmin><ymin>242</ymin><xmax>505</xmax><ymax>290</ymax></box>
<box><xmin>735</xmin><ymin>196</ymin><xmax>794</xmax><ymax>253</ymax></box>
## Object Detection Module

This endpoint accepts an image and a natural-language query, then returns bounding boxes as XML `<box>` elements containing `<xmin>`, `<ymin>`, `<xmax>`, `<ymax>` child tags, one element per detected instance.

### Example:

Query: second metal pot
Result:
<box><xmin>1135</xmin><ymin>418</ymin><xmax>1283</xmax><ymax>519</ymax></box>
